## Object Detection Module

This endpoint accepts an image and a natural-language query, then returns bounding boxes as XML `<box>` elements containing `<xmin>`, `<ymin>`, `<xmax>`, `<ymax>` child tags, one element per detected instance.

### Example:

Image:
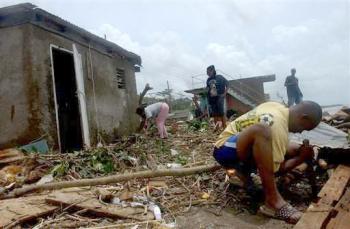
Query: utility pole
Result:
<box><xmin>167</xmin><ymin>80</ymin><xmax>172</xmax><ymax>112</ymax></box>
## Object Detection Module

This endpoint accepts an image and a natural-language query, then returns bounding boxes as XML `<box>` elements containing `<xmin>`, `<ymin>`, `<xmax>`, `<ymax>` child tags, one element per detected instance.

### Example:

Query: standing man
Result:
<box><xmin>284</xmin><ymin>68</ymin><xmax>303</xmax><ymax>107</ymax></box>
<box><xmin>206</xmin><ymin>65</ymin><xmax>228</xmax><ymax>130</ymax></box>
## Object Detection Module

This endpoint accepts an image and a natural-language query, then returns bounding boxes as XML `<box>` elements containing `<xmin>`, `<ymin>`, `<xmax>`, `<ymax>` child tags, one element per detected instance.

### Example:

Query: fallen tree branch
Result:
<box><xmin>1</xmin><ymin>164</ymin><xmax>220</xmax><ymax>199</ymax></box>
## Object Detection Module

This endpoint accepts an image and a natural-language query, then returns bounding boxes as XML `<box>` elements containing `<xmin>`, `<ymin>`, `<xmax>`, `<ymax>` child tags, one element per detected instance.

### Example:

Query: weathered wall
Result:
<box><xmin>226</xmin><ymin>95</ymin><xmax>251</xmax><ymax>115</ymax></box>
<box><xmin>0</xmin><ymin>24</ymin><xmax>41</xmax><ymax>148</ymax></box>
<box><xmin>0</xmin><ymin>23</ymin><xmax>139</xmax><ymax>149</ymax></box>
<box><xmin>29</xmin><ymin>24</ymin><xmax>139</xmax><ymax>146</ymax></box>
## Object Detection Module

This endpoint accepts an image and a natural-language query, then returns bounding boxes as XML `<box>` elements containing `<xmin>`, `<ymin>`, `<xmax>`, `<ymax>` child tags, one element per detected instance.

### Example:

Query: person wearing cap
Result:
<box><xmin>206</xmin><ymin>65</ymin><xmax>228</xmax><ymax>130</ymax></box>
<box><xmin>284</xmin><ymin>68</ymin><xmax>303</xmax><ymax>107</ymax></box>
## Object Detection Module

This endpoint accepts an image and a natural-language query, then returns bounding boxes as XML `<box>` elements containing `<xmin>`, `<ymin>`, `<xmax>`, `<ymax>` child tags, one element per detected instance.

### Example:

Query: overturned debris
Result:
<box><xmin>1</xmin><ymin>164</ymin><xmax>220</xmax><ymax>199</ymax></box>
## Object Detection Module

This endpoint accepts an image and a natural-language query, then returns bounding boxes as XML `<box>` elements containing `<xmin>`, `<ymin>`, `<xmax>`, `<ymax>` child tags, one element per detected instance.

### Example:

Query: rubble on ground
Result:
<box><xmin>0</xmin><ymin>116</ymin><xmax>348</xmax><ymax>228</ymax></box>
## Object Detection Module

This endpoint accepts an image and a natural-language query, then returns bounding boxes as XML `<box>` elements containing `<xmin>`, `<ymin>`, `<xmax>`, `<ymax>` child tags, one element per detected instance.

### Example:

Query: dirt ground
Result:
<box><xmin>176</xmin><ymin>207</ymin><xmax>292</xmax><ymax>229</ymax></box>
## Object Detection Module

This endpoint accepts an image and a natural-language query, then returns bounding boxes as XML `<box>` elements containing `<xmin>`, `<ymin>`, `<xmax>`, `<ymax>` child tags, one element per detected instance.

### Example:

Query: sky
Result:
<box><xmin>1</xmin><ymin>0</ymin><xmax>349</xmax><ymax>105</ymax></box>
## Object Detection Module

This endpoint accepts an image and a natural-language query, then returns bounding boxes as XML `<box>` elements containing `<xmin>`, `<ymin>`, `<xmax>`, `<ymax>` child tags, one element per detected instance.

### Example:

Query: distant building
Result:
<box><xmin>185</xmin><ymin>74</ymin><xmax>276</xmax><ymax>115</ymax></box>
<box><xmin>0</xmin><ymin>3</ymin><xmax>141</xmax><ymax>151</ymax></box>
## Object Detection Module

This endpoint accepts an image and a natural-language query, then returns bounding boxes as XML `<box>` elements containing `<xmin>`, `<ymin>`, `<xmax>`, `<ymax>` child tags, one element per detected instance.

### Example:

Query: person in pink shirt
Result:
<box><xmin>136</xmin><ymin>102</ymin><xmax>169</xmax><ymax>139</ymax></box>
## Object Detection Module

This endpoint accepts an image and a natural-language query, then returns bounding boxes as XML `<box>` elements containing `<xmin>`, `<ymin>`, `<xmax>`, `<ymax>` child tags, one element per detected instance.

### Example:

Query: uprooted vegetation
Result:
<box><xmin>0</xmin><ymin>119</ymin><xmax>337</xmax><ymax>228</ymax></box>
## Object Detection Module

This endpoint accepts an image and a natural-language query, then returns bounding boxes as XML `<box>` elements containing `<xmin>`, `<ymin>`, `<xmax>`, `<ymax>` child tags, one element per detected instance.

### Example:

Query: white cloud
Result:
<box><xmin>272</xmin><ymin>25</ymin><xmax>309</xmax><ymax>42</ymax></box>
<box><xmin>1</xmin><ymin>0</ymin><xmax>348</xmax><ymax>105</ymax></box>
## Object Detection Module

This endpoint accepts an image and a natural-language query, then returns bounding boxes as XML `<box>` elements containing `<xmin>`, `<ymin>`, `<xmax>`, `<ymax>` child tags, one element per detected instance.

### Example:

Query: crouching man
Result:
<box><xmin>213</xmin><ymin>101</ymin><xmax>322</xmax><ymax>224</ymax></box>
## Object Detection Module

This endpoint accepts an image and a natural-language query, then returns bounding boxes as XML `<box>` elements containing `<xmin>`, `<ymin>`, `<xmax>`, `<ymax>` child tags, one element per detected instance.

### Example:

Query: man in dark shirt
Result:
<box><xmin>206</xmin><ymin>65</ymin><xmax>228</xmax><ymax>130</ymax></box>
<box><xmin>284</xmin><ymin>68</ymin><xmax>303</xmax><ymax>107</ymax></box>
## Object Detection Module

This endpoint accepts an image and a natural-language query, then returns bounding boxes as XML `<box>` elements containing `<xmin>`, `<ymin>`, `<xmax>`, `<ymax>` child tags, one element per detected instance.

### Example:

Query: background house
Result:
<box><xmin>0</xmin><ymin>3</ymin><xmax>141</xmax><ymax>151</ymax></box>
<box><xmin>185</xmin><ymin>74</ymin><xmax>276</xmax><ymax>115</ymax></box>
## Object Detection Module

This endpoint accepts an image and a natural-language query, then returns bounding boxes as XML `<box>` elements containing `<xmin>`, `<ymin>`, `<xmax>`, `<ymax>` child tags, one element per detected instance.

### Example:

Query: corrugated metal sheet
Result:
<box><xmin>289</xmin><ymin>122</ymin><xmax>349</xmax><ymax>148</ymax></box>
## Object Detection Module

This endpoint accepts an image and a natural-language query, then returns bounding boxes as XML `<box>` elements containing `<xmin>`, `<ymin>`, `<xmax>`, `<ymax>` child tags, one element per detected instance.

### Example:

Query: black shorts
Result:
<box><xmin>209</xmin><ymin>95</ymin><xmax>225</xmax><ymax>116</ymax></box>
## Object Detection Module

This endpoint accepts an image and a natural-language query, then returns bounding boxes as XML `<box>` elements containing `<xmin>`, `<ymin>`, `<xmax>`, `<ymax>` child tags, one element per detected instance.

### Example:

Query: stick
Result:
<box><xmin>1</xmin><ymin>164</ymin><xmax>220</xmax><ymax>199</ymax></box>
<box><xmin>85</xmin><ymin>220</ymin><xmax>161</xmax><ymax>229</ymax></box>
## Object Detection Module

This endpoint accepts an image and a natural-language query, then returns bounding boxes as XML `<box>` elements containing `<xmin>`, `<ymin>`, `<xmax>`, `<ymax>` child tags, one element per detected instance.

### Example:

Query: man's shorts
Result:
<box><xmin>213</xmin><ymin>135</ymin><xmax>254</xmax><ymax>175</ymax></box>
<box><xmin>209</xmin><ymin>95</ymin><xmax>225</xmax><ymax>116</ymax></box>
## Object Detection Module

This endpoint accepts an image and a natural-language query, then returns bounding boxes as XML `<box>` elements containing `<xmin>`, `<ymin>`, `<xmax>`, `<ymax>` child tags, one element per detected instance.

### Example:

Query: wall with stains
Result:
<box><xmin>0</xmin><ymin>24</ymin><xmax>39</xmax><ymax>148</ymax></box>
<box><xmin>0</xmin><ymin>23</ymin><xmax>139</xmax><ymax>149</ymax></box>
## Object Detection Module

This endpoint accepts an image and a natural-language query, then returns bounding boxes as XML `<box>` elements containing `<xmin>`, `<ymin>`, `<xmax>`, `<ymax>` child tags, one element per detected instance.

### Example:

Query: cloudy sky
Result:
<box><xmin>1</xmin><ymin>0</ymin><xmax>349</xmax><ymax>105</ymax></box>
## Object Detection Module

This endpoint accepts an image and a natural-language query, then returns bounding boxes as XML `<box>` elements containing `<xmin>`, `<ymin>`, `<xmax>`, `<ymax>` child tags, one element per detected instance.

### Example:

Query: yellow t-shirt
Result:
<box><xmin>215</xmin><ymin>102</ymin><xmax>289</xmax><ymax>172</ymax></box>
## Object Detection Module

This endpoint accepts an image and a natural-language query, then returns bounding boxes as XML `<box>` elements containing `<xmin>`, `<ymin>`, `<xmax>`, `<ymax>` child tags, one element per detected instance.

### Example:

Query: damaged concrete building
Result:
<box><xmin>0</xmin><ymin>3</ymin><xmax>142</xmax><ymax>151</ymax></box>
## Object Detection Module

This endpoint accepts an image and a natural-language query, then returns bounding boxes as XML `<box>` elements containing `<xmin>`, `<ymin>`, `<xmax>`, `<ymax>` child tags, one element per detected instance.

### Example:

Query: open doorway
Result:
<box><xmin>51</xmin><ymin>47</ymin><xmax>83</xmax><ymax>152</ymax></box>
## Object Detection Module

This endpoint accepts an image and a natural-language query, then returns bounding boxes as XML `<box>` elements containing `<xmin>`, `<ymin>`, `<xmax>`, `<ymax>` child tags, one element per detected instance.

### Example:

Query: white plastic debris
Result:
<box><xmin>187</xmin><ymin>112</ymin><xmax>194</xmax><ymax>121</ymax></box>
<box><xmin>163</xmin><ymin>222</ymin><xmax>177</xmax><ymax>228</ymax></box>
<box><xmin>111</xmin><ymin>197</ymin><xmax>121</xmax><ymax>205</ymax></box>
<box><xmin>166</xmin><ymin>163</ymin><xmax>182</xmax><ymax>169</ymax></box>
<box><xmin>170</xmin><ymin>149</ymin><xmax>179</xmax><ymax>156</ymax></box>
<box><xmin>36</xmin><ymin>174</ymin><xmax>54</xmax><ymax>185</ymax></box>
<box><xmin>130</xmin><ymin>202</ymin><xmax>144</xmax><ymax>207</ymax></box>
<box><xmin>149</xmin><ymin>203</ymin><xmax>162</xmax><ymax>220</ymax></box>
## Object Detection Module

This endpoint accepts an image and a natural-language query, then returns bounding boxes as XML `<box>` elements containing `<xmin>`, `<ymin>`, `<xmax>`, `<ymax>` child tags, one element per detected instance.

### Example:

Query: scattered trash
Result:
<box><xmin>149</xmin><ymin>203</ymin><xmax>162</xmax><ymax>220</ymax></box>
<box><xmin>170</xmin><ymin>149</ymin><xmax>179</xmax><ymax>156</ymax></box>
<box><xmin>36</xmin><ymin>174</ymin><xmax>54</xmax><ymax>185</ymax></box>
<box><xmin>0</xmin><ymin>148</ymin><xmax>25</xmax><ymax>165</ymax></box>
<box><xmin>20</xmin><ymin>139</ymin><xmax>49</xmax><ymax>154</ymax></box>
<box><xmin>166</xmin><ymin>163</ymin><xmax>183</xmax><ymax>169</ymax></box>
<box><xmin>201</xmin><ymin>192</ymin><xmax>210</xmax><ymax>199</ymax></box>
<box><xmin>0</xmin><ymin>165</ymin><xmax>25</xmax><ymax>186</ymax></box>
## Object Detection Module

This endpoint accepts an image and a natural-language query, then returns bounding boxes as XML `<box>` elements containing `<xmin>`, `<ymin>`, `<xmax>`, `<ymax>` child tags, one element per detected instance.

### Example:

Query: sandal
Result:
<box><xmin>259</xmin><ymin>203</ymin><xmax>302</xmax><ymax>224</ymax></box>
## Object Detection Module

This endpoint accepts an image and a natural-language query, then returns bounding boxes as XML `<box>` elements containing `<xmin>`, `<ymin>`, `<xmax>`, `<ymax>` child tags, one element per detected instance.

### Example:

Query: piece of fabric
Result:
<box><xmin>215</xmin><ymin>102</ymin><xmax>289</xmax><ymax>172</ymax></box>
<box><xmin>155</xmin><ymin>103</ymin><xmax>169</xmax><ymax>138</ymax></box>
<box><xmin>144</xmin><ymin>102</ymin><xmax>163</xmax><ymax>119</ymax></box>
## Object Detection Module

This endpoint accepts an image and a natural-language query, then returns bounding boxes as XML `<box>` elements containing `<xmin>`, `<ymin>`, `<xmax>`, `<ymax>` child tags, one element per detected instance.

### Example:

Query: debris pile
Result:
<box><xmin>0</xmin><ymin>116</ymin><xmax>348</xmax><ymax>228</ymax></box>
<box><xmin>0</xmin><ymin>121</ymin><xmax>231</xmax><ymax>228</ymax></box>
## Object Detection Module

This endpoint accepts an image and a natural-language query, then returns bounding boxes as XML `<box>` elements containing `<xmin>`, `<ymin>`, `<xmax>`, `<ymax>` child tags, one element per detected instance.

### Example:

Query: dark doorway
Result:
<box><xmin>51</xmin><ymin>48</ymin><xmax>83</xmax><ymax>152</ymax></box>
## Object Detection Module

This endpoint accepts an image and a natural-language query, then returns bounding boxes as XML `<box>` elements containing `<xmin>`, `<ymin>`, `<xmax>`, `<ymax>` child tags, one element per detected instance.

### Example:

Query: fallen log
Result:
<box><xmin>1</xmin><ymin>164</ymin><xmax>220</xmax><ymax>199</ymax></box>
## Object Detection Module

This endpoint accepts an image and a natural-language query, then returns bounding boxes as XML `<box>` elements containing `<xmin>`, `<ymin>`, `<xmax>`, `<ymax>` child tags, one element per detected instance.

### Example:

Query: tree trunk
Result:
<box><xmin>1</xmin><ymin>164</ymin><xmax>220</xmax><ymax>199</ymax></box>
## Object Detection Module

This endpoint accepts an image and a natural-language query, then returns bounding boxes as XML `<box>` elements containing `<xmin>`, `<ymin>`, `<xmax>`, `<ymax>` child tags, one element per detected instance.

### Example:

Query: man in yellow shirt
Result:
<box><xmin>213</xmin><ymin>101</ymin><xmax>322</xmax><ymax>224</ymax></box>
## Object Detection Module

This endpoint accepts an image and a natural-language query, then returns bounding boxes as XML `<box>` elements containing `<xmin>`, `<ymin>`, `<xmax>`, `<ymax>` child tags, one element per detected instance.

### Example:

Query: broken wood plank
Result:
<box><xmin>327</xmin><ymin>212</ymin><xmax>350</xmax><ymax>229</ymax></box>
<box><xmin>318</xmin><ymin>165</ymin><xmax>350</xmax><ymax>205</ymax></box>
<box><xmin>293</xmin><ymin>203</ymin><xmax>332</xmax><ymax>229</ymax></box>
<box><xmin>2</xmin><ymin>164</ymin><xmax>220</xmax><ymax>199</ymax></box>
<box><xmin>0</xmin><ymin>148</ymin><xmax>26</xmax><ymax>165</ymax></box>
<box><xmin>326</xmin><ymin>188</ymin><xmax>350</xmax><ymax>229</ymax></box>
<box><xmin>294</xmin><ymin>165</ymin><xmax>350</xmax><ymax>229</ymax></box>
<box><xmin>45</xmin><ymin>188</ymin><xmax>154</xmax><ymax>221</ymax></box>
<box><xmin>0</xmin><ymin>195</ymin><xmax>58</xmax><ymax>228</ymax></box>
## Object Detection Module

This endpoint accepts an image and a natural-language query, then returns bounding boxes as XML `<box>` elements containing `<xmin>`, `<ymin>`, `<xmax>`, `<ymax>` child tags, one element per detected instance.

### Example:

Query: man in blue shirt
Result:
<box><xmin>206</xmin><ymin>65</ymin><xmax>228</xmax><ymax>130</ymax></box>
<box><xmin>284</xmin><ymin>68</ymin><xmax>303</xmax><ymax>107</ymax></box>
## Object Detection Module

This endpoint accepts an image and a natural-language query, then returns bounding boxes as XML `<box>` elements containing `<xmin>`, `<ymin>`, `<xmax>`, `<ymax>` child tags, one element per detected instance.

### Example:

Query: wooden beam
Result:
<box><xmin>45</xmin><ymin>188</ymin><xmax>154</xmax><ymax>221</ymax></box>
<box><xmin>0</xmin><ymin>195</ymin><xmax>58</xmax><ymax>228</ymax></box>
<box><xmin>317</xmin><ymin>165</ymin><xmax>350</xmax><ymax>205</ymax></box>
<box><xmin>294</xmin><ymin>165</ymin><xmax>350</xmax><ymax>229</ymax></box>
<box><xmin>326</xmin><ymin>188</ymin><xmax>350</xmax><ymax>229</ymax></box>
